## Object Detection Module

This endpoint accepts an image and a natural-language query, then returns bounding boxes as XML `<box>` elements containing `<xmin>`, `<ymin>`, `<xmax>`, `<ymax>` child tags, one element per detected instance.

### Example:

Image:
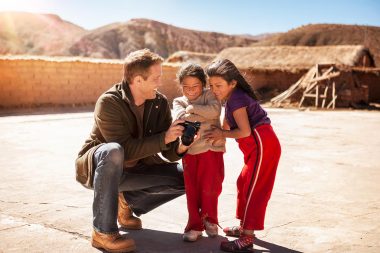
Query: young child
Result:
<box><xmin>204</xmin><ymin>59</ymin><xmax>281</xmax><ymax>253</ymax></box>
<box><xmin>173</xmin><ymin>63</ymin><xmax>225</xmax><ymax>242</ymax></box>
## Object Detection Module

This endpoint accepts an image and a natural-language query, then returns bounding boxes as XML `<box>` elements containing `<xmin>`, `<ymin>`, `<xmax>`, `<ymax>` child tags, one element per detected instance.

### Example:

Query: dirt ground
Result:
<box><xmin>0</xmin><ymin>108</ymin><xmax>379</xmax><ymax>253</ymax></box>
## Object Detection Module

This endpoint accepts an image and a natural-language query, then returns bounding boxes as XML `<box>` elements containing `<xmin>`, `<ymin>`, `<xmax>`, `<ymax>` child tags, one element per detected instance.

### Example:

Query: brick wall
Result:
<box><xmin>0</xmin><ymin>56</ymin><xmax>181</xmax><ymax>109</ymax></box>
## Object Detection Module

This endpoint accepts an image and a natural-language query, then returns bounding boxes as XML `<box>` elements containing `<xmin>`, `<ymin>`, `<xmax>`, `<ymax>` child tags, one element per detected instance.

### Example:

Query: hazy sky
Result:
<box><xmin>0</xmin><ymin>0</ymin><xmax>379</xmax><ymax>35</ymax></box>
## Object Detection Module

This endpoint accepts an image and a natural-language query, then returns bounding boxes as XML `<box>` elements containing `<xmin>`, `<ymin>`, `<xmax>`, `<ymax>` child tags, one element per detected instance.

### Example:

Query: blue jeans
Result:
<box><xmin>92</xmin><ymin>143</ymin><xmax>184</xmax><ymax>233</ymax></box>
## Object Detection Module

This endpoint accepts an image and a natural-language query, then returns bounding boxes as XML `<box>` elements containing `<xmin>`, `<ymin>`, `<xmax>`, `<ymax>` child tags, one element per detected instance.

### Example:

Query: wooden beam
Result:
<box><xmin>315</xmin><ymin>84</ymin><xmax>319</xmax><ymax>107</ymax></box>
<box><xmin>321</xmin><ymin>85</ymin><xmax>329</xmax><ymax>108</ymax></box>
<box><xmin>326</xmin><ymin>82</ymin><xmax>337</xmax><ymax>109</ymax></box>
<box><xmin>309</xmin><ymin>71</ymin><xmax>340</xmax><ymax>83</ymax></box>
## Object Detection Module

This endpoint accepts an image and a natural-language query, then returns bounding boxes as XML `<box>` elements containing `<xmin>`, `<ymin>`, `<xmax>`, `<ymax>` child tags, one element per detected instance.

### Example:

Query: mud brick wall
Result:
<box><xmin>1</xmin><ymin>57</ymin><xmax>378</xmax><ymax>109</ymax></box>
<box><xmin>0</xmin><ymin>57</ymin><xmax>181</xmax><ymax>109</ymax></box>
<box><xmin>353</xmin><ymin>68</ymin><xmax>380</xmax><ymax>103</ymax></box>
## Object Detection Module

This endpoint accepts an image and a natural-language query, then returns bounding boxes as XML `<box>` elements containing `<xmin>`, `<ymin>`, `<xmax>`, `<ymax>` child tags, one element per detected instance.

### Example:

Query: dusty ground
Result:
<box><xmin>0</xmin><ymin>108</ymin><xmax>379</xmax><ymax>253</ymax></box>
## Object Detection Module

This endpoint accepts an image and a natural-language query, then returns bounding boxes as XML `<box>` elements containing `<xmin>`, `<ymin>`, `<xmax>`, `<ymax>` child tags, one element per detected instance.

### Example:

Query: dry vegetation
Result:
<box><xmin>216</xmin><ymin>45</ymin><xmax>374</xmax><ymax>69</ymax></box>
<box><xmin>165</xmin><ymin>51</ymin><xmax>216</xmax><ymax>66</ymax></box>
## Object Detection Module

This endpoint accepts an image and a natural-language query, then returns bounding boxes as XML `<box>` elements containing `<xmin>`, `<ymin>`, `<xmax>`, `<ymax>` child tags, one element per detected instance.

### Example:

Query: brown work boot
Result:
<box><xmin>118</xmin><ymin>193</ymin><xmax>142</xmax><ymax>230</ymax></box>
<box><xmin>91</xmin><ymin>230</ymin><xmax>136</xmax><ymax>253</ymax></box>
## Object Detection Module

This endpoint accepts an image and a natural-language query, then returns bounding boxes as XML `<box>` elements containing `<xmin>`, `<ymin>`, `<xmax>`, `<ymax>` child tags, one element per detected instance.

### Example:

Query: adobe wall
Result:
<box><xmin>353</xmin><ymin>68</ymin><xmax>380</xmax><ymax>103</ymax></box>
<box><xmin>0</xmin><ymin>57</ymin><xmax>378</xmax><ymax>110</ymax></box>
<box><xmin>241</xmin><ymin>68</ymin><xmax>307</xmax><ymax>100</ymax></box>
<box><xmin>0</xmin><ymin>57</ymin><xmax>181</xmax><ymax>109</ymax></box>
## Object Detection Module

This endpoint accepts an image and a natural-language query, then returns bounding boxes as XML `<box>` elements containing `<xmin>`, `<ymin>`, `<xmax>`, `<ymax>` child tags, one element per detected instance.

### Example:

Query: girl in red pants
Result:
<box><xmin>173</xmin><ymin>63</ymin><xmax>225</xmax><ymax>242</ymax></box>
<box><xmin>204</xmin><ymin>59</ymin><xmax>281</xmax><ymax>252</ymax></box>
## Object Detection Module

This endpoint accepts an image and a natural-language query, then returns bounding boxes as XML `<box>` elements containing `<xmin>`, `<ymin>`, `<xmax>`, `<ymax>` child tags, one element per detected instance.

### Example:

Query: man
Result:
<box><xmin>75</xmin><ymin>49</ymin><xmax>188</xmax><ymax>252</ymax></box>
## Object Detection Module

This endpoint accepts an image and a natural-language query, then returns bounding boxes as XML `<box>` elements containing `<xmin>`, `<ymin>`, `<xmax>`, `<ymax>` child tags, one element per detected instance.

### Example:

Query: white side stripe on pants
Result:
<box><xmin>242</xmin><ymin>129</ymin><xmax>263</xmax><ymax>228</ymax></box>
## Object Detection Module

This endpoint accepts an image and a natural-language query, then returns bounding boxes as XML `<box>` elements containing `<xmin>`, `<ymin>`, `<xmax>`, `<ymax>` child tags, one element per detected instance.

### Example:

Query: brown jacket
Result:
<box><xmin>75</xmin><ymin>82</ymin><xmax>182</xmax><ymax>189</ymax></box>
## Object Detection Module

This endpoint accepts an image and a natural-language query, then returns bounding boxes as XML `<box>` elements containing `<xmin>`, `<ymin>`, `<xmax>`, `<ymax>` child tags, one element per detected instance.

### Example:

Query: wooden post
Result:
<box><xmin>315</xmin><ymin>84</ymin><xmax>319</xmax><ymax>108</ymax></box>
<box><xmin>315</xmin><ymin>64</ymin><xmax>319</xmax><ymax>108</ymax></box>
<box><xmin>332</xmin><ymin>81</ymin><xmax>336</xmax><ymax>109</ymax></box>
<box><xmin>327</xmin><ymin>82</ymin><xmax>337</xmax><ymax>109</ymax></box>
<box><xmin>321</xmin><ymin>85</ymin><xmax>329</xmax><ymax>108</ymax></box>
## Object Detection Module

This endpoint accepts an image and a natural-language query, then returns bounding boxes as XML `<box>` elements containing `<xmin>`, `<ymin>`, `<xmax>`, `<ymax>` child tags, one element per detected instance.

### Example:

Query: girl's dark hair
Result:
<box><xmin>176</xmin><ymin>62</ymin><xmax>207</xmax><ymax>87</ymax></box>
<box><xmin>206</xmin><ymin>59</ymin><xmax>257</xmax><ymax>100</ymax></box>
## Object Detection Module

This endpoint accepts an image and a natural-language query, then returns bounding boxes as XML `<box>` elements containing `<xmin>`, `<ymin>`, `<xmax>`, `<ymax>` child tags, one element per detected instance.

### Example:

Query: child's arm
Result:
<box><xmin>205</xmin><ymin>107</ymin><xmax>251</xmax><ymax>140</ymax></box>
<box><xmin>173</xmin><ymin>98</ymin><xmax>207</xmax><ymax>122</ymax></box>
<box><xmin>186</xmin><ymin>91</ymin><xmax>221</xmax><ymax>120</ymax></box>
<box><xmin>223</xmin><ymin>107</ymin><xmax>251</xmax><ymax>138</ymax></box>
<box><xmin>172</xmin><ymin>98</ymin><xmax>187</xmax><ymax>120</ymax></box>
<box><xmin>184</xmin><ymin>113</ymin><xmax>207</xmax><ymax>123</ymax></box>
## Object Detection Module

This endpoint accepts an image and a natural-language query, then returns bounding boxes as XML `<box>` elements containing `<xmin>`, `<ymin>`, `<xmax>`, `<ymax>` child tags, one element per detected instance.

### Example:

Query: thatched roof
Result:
<box><xmin>216</xmin><ymin>45</ymin><xmax>374</xmax><ymax>69</ymax></box>
<box><xmin>165</xmin><ymin>51</ymin><xmax>216</xmax><ymax>66</ymax></box>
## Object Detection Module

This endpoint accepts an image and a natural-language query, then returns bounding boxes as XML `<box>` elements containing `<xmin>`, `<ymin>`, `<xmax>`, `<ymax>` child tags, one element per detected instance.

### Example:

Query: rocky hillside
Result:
<box><xmin>68</xmin><ymin>18</ymin><xmax>257</xmax><ymax>58</ymax></box>
<box><xmin>0</xmin><ymin>13</ymin><xmax>256</xmax><ymax>59</ymax></box>
<box><xmin>0</xmin><ymin>12</ymin><xmax>86</xmax><ymax>56</ymax></box>
<box><xmin>256</xmin><ymin>24</ymin><xmax>380</xmax><ymax>66</ymax></box>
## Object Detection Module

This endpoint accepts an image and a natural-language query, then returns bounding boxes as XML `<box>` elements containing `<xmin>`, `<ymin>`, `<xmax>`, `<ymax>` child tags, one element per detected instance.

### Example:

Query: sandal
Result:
<box><xmin>220</xmin><ymin>239</ymin><xmax>254</xmax><ymax>253</ymax></box>
<box><xmin>223</xmin><ymin>226</ymin><xmax>242</xmax><ymax>238</ymax></box>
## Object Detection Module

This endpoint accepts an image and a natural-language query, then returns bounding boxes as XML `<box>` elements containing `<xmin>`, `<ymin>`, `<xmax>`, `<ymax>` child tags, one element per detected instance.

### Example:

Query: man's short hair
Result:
<box><xmin>122</xmin><ymin>49</ymin><xmax>164</xmax><ymax>84</ymax></box>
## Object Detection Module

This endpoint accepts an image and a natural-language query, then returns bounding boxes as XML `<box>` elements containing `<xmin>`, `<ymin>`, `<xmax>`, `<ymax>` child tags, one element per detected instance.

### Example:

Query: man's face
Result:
<box><xmin>139</xmin><ymin>63</ymin><xmax>162</xmax><ymax>100</ymax></box>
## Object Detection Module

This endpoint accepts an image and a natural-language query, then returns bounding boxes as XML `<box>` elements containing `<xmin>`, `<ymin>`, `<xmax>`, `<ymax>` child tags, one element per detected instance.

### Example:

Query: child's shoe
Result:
<box><xmin>223</xmin><ymin>226</ymin><xmax>241</xmax><ymax>238</ymax></box>
<box><xmin>204</xmin><ymin>220</ymin><xmax>218</xmax><ymax>237</ymax></box>
<box><xmin>220</xmin><ymin>234</ymin><xmax>254</xmax><ymax>253</ymax></box>
<box><xmin>183</xmin><ymin>230</ymin><xmax>202</xmax><ymax>242</ymax></box>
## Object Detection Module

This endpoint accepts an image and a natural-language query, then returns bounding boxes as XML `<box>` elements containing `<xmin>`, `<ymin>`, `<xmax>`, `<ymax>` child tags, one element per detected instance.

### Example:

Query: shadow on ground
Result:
<box><xmin>254</xmin><ymin>238</ymin><xmax>303</xmax><ymax>253</ymax></box>
<box><xmin>117</xmin><ymin>228</ymin><xmax>302</xmax><ymax>253</ymax></box>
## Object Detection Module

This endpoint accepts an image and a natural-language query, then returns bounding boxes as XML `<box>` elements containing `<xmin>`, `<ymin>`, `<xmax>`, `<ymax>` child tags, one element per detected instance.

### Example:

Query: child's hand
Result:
<box><xmin>185</xmin><ymin>105</ymin><xmax>194</xmax><ymax>114</ymax></box>
<box><xmin>204</xmin><ymin>126</ymin><xmax>224</xmax><ymax>143</ymax></box>
<box><xmin>211</xmin><ymin>138</ymin><xmax>226</xmax><ymax>146</ymax></box>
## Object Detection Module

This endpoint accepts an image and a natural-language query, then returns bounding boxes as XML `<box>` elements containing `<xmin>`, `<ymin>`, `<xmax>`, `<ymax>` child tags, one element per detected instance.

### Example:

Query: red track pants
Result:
<box><xmin>236</xmin><ymin>124</ymin><xmax>281</xmax><ymax>230</ymax></box>
<box><xmin>182</xmin><ymin>150</ymin><xmax>224</xmax><ymax>232</ymax></box>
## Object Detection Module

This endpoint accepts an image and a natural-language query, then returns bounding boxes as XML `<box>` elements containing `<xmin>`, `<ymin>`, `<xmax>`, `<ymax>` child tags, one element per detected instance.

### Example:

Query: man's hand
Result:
<box><xmin>165</xmin><ymin>119</ymin><xmax>185</xmax><ymax>145</ymax></box>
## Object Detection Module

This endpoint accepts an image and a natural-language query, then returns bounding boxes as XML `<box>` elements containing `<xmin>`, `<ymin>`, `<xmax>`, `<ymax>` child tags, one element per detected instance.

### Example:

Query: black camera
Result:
<box><xmin>178</xmin><ymin>121</ymin><xmax>201</xmax><ymax>146</ymax></box>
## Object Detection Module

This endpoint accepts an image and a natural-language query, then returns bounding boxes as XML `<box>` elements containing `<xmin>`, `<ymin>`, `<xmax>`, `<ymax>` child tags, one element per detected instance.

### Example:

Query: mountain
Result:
<box><xmin>238</xmin><ymin>32</ymin><xmax>279</xmax><ymax>41</ymax></box>
<box><xmin>68</xmin><ymin>18</ymin><xmax>257</xmax><ymax>58</ymax></box>
<box><xmin>255</xmin><ymin>24</ymin><xmax>380</xmax><ymax>66</ymax></box>
<box><xmin>0</xmin><ymin>12</ymin><xmax>86</xmax><ymax>55</ymax></box>
<box><xmin>2</xmin><ymin>13</ymin><xmax>379</xmax><ymax>64</ymax></box>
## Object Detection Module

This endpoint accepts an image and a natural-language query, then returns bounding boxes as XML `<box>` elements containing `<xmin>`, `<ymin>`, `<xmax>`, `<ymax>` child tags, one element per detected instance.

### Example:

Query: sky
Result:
<box><xmin>0</xmin><ymin>0</ymin><xmax>379</xmax><ymax>35</ymax></box>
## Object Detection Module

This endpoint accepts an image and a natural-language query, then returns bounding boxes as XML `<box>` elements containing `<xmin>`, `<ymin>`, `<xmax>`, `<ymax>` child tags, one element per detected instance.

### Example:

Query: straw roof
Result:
<box><xmin>216</xmin><ymin>45</ymin><xmax>374</xmax><ymax>69</ymax></box>
<box><xmin>165</xmin><ymin>51</ymin><xmax>216</xmax><ymax>66</ymax></box>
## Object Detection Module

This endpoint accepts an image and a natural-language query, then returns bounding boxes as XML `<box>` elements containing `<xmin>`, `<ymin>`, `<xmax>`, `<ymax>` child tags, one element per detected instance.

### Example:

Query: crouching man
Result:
<box><xmin>75</xmin><ymin>49</ymin><xmax>188</xmax><ymax>252</ymax></box>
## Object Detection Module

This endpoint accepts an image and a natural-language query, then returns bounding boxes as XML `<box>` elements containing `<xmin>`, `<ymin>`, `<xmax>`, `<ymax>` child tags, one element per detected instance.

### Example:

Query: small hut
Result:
<box><xmin>215</xmin><ymin>46</ymin><xmax>378</xmax><ymax>106</ymax></box>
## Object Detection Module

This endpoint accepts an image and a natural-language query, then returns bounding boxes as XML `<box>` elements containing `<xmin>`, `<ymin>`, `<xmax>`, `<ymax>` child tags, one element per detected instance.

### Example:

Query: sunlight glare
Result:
<box><xmin>0</xmin><ymin>0</ymin><xmax>53</xmax><ymax>13</ymax></box>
